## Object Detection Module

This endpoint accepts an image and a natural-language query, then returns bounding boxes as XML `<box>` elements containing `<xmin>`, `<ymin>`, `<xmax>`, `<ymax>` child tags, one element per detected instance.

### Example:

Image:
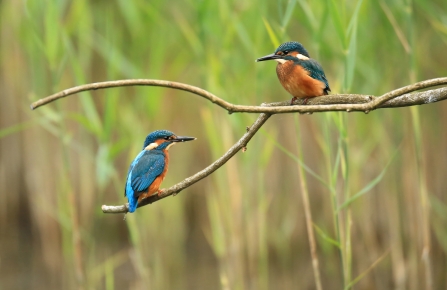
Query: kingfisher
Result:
<box><xmin>125</xmin><ymin>130</ymin><xmax>196</xmax><ymax>213</ymax></box>
<box><xmin>256</xmin><ymin>41</ymin><xmax>330</xmax><ymax>104</ymax></box>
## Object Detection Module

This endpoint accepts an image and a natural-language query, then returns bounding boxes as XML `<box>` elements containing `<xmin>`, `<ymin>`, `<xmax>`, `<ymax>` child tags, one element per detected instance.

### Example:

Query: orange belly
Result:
<box><xmin>276</xmin><ymin>62</ymin><xmax>326</xmax><ymax>98</ymax></box>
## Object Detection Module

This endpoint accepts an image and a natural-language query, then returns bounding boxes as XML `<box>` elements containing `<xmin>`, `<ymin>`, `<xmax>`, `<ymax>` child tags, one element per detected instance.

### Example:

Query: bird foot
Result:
<box><xmin>157</xmin><ymin>189</ymin><xmax>165</xmax><ymax>197</ymax></box>
<box><xmin>290</xmin><ymin>97</ymin><xmax>309</xmax><ymax>105</ymax></box>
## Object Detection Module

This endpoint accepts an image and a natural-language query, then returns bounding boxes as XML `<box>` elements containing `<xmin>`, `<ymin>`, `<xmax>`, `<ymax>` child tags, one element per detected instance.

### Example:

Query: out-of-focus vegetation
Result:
<box><xmin>1</xmin><ymin>0</ymin><xmax>447</xmax><ymax>289</ymax></box>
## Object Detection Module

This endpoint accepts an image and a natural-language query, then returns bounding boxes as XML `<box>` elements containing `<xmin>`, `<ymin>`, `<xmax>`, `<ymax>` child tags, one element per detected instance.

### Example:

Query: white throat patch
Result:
<box><xmin>145</xmin><ymin>143</ymin><xmax>159</xmax><ymax>150</ymax></box>
<box><xmin>275</xmin><ymin>59</ymin><xmax>287</xmax><ymax>64</ymax></box>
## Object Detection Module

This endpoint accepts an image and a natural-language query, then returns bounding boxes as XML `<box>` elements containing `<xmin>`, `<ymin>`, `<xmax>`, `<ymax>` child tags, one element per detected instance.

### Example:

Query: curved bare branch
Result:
<box><xmin>30</xmin><ymin>78</ymin><xmax>447</xmax><ymax>114</ymax></box>
<box><xmin>102</xmin><ymin>113</ymin><xmax>272</xmax><ymax>214</ymax></box>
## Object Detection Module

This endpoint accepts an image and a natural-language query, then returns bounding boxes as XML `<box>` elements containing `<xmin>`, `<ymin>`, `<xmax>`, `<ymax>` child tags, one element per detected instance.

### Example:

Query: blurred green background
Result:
<box><xmin>1</xmin><ymin>0</ymin><xmax>447</xmax><ymax>289</ymax></box>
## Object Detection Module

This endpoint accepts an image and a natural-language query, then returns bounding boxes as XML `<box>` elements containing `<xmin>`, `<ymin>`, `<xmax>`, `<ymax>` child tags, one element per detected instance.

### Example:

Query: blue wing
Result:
<box><xmin>125</xmin><ymin>150</ymin><xmax>165</xmax><ymax>212</ymax></box>
<box><xmin>130</xmin><ymin>151</ymin><xmax>165</xmax><ymax>195</ymax></box>
<box><xmin>298</xmin><ymin>59</ymin><xmax>331</xmax><ymax>93</ymax></box>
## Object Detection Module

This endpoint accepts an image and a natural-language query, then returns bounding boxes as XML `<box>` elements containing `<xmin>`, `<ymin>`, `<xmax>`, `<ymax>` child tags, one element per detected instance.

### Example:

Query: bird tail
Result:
<box><xmin>128</xmin><ymin>198</ymin><xmax>137</xmax><ymax>213</ymax></box>
<box><xmin>126</xmin><ymin>183</ymin><xmax>138</xmax><ymax>213</ymax></box>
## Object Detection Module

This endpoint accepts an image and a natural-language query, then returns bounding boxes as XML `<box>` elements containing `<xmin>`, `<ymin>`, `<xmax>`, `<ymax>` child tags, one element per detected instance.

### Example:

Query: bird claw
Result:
<box><xmin>290</xmin><ymin>97</ymin><xmax>309</xmax><ymax>105</ymax></box>
<box><xmin>157</xmin><ymin>189</ymin><xmax>165</xmax><ymax>197</ymax></box>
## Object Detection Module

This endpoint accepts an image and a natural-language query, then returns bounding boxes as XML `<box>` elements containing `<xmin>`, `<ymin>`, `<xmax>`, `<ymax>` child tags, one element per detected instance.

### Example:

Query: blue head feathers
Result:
<box><xmin>275</xmin><ymin>41</ymin><xmax>310</xmax><ymax>58</ymax></box>
<box><xmin>142</xmin><ymin>130</ymin><xmax>196</xmax><ymax>151</ymax></box>
<box><xmin>142</xmin><ymin>130</ymin><xmax>176</xmax><ymax>149</ymax></box>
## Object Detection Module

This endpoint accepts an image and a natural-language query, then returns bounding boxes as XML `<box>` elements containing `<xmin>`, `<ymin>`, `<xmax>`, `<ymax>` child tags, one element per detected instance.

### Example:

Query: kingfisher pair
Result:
<box><xmin>257</xmin><ymin>41</ymin><xmax>331</xmax><ymax>103</ymax></box>
<box><xmin>125</xmin><ymin>41</ymin><xmax>329</xmax><ymax>213</ymax></box>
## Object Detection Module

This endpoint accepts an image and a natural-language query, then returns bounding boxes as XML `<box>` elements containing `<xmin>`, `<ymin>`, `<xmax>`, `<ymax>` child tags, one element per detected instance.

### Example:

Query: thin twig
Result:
<box><xmin>29</xmin><ymin>78</ymin><xmax>447</xmax><ymax>213</ymax></box>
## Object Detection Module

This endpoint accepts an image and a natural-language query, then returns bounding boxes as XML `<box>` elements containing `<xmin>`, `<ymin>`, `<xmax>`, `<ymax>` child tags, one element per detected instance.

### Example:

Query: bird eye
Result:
<box><xmin>164</xmin><ymin>136</ymin><xmax>170</xmax><ymax>140</ymax></box>
<box><xmin>283</xmin><ymin>50</ymin><xmax>289</xmax><ymax>54</ymax></box>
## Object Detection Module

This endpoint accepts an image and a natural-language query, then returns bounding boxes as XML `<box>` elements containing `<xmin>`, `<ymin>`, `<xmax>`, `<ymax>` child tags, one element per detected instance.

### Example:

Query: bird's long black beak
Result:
<box><xmin>256</xmin><ymin>53</ymin><xmax>280</xmax><ymax>62</ymax></box>
<box><xmin>172</xmin><ymin>136</ymin><xmax>196</xmax><ymax>142</ymax></box>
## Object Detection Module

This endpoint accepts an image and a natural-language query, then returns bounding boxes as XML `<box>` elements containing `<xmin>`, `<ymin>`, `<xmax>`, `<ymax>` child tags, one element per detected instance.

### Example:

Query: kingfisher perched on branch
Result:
<box><xmin>125</xmin><ymin>130</ymin><xmax>196</xmax><ymax>213</ymax></box>
<box><xmin>256</xmin><ymin>41</ymin><xmax>331</xmax><ymax>104</ymax></box>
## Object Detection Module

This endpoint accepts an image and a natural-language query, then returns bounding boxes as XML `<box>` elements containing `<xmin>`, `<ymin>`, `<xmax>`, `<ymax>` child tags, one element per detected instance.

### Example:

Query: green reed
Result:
<box><xmin>2</xmin><ymin>0</ymin><xmax>447</xmax><ymax>289</ymax></box>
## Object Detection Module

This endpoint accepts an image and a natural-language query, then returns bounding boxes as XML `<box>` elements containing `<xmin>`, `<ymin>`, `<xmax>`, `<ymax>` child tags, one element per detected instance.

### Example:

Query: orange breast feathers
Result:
<box><xmin>276</xmin><ymin>61</ymin><xmax>326</xmax><ymax>98</ymax></box>
<box><xmin>137</xmin><ymin>151</ymin><xmax>170</xmax><ymax>202</ymax></box>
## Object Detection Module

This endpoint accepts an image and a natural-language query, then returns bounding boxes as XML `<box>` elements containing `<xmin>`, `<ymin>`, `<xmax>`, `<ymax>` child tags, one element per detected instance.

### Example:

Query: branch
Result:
<box><xmin>30</xmin><ymin>78</ymin><xmax>447</xmax><ymax>213</ymax></box>
<box><xmin>102</xmin><ymin>113</ymin><xmax>272</xmax><ymax>213</ymax></box>
<box><xmin>30</xmin><ymin>78</ymin><xmax>447</xmax><ymax>114</ymax></box>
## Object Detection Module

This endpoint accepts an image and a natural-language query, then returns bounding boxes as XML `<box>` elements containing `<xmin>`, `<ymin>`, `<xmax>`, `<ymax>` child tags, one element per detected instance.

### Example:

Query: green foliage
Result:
<box><xmin>1</xmin><ymin>0</ymin><xmax>447</xmax><ymax>289</ymax></box>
